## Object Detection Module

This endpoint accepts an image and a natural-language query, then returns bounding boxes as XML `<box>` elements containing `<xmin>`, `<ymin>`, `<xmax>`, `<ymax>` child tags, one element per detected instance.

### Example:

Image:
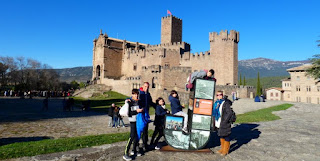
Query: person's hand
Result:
<box><xmin>125</xmin><ymin>99</ymin><xmax>131</xmax><ymax>103</ymax></box>
<box><xmin>166</xmin><ymin>111</ymin><xmax>170</xmax><ymax>114</ymax></box>
<box><xmin>137</xmin><ymin>109</ymin><xmax>143</xmax><ymax>113</ymax></box>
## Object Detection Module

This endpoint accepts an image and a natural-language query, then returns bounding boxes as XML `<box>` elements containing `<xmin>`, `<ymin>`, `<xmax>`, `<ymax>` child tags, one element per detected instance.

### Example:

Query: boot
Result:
<box><xmin>221</xmin><ymin>141</ymin><xmax>230</xmax><ymax>156</ymax></box>
<box><xmin>216</xmin><ymin>138</ymin><xmax>225</xmax><ymax>154</ymax></box>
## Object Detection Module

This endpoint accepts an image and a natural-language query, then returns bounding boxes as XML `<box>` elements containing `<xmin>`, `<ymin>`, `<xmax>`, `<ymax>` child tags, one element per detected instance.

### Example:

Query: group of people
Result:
<box><xmin>119</xmin><ymin>69</ymin><xmax>233</xmax><ymax>160</ymax></box>
<box><xmin>2</xmin><ymin>90</ymin><xmax>72</xmax><ymax>98</ymax></box>
<box><xmin>108</xmin><ymin>103</ymin><xmax>125</xmax><ymax>128</ymax></box>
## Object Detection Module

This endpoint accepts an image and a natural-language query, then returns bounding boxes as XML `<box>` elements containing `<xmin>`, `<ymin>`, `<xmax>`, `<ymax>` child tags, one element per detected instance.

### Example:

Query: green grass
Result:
<box><xmin>0</xmin><ymin>130</ymin><xmax>154</xmax><ymax>160</ymax></box>
<box><xmin>235</xmin><ymin>103</ymin><xmax>293</xmax><ymax>123</ymax></box>
<box><xmin>72</xmin><ymin>91</ymin><xmax>128</xmax><ymax>113</ymax></box>
<box><xmin>72</xmin><ymin>91</ymin><xmax>169</xmax><ymax>115</ymax></box>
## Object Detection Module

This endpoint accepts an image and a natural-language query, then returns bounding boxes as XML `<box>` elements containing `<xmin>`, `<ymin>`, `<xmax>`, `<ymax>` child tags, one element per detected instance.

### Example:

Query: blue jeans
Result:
<box><xmin>118</xmin><ymin>117</ymin><xmax>125</xmax><ymax>126</ymax></box>
<box><xmin>113</xmin><ymin>116</ymin><xmax>118</xmax><ymax>127</ymax></box>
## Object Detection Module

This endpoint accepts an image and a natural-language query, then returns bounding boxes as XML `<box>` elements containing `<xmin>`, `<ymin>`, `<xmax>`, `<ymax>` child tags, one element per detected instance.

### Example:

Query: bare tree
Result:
<box><xmin>0</xmin><ymin>56</ymin><xmax>61</xmax><ymax>92</ymax></box>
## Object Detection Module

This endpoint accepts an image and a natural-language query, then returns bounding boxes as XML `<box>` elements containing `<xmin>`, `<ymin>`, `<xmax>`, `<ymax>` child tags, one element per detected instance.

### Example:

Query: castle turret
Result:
<box><xmin>161</xmin><ymin>15</ymin><xmax>182</xmax><ymax>44</ymax></box>
<box><xmin>209</xmin><ymin>30</ymin><xmax>239</xmax><ymax>85</ymax></box>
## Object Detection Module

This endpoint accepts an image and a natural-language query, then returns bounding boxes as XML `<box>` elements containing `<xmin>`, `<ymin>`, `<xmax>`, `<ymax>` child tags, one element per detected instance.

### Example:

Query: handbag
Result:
<box><xmin>119</xmin><ymin>102</ymin><xmax>129</xmax><ymax>117</ymax></box>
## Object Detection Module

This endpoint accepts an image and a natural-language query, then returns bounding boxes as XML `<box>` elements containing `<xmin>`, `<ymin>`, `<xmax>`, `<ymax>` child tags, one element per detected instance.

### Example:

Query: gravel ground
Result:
<box><xmin>3</xmin><ymin>98</ymin><xmax>319</xmax><ymax>161</ymax></box>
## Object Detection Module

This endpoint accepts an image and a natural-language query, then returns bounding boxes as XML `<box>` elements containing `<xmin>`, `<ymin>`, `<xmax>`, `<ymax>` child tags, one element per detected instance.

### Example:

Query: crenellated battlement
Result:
<box><xmin>125</xmin><ymin>49</ymin><xmax>146</xmax><ymax>54</ymax></box>
<box><xmin>192</xmin><ymin>51</ymin><xmax>210</xmax><ymax>57</ymax></box>
<box><xmin>93</xmin><ymin>16</ymin><xmax>241</xmax><ymax>92</ymax></box>
<box><xmin>209</xmin><ymin>30</ymin><xmax>239</xmax><ymax>43</ymax></box>
<box><xmin>161</xmin><ymin>15</ymin><xmax>182</xmax><ymax>21</ymax></box>
<box><xmin>147</xmin><ymin>41</ymin><xmax>185</xmax><ymax>49</ymax></box>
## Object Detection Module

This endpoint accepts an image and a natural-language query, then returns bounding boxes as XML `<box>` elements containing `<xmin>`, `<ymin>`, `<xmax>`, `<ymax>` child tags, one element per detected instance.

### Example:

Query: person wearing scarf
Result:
<box><xmin>137</xmin><ymin>82</ymin><xmax>156</xmax><ymax>151</ymax></box>
<box><xmin>213</xmin><ymin>91</ymin><xmax>233</xmax><ymax>156</ymax></box>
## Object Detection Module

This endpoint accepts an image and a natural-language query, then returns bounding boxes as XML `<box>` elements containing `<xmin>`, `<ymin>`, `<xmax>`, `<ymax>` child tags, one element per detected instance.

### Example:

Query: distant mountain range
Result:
<box><xmin>55</xmin><ymin>57</ymin><xmax>310</xmax><ymax>82</ymax></box>
<box><xmin>54</xmin><ymin>66</ymin><xmax>93</xmax><ymax>83</ymax></box>
<box><xmin>238</xmin><ymin>57</ymin><xmax>309</xmax><ymax>78</ymax></box>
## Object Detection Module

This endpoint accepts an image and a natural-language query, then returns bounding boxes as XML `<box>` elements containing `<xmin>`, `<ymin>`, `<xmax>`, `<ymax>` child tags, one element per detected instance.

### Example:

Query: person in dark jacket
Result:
<box><xmin>150</xmin><ymin>97</ymin><xmax>169</xmax><ymax>149</ymax></box>
<box><xmin>169</xmin><ymin>90</ymin><xmax>188</xmax><ymax>133</ymax></box>
<box><xmin>108</xmin><ymin>103</ymin><xmax>115</xmax><ymax>127</ymax></box>
<box><xmin>213</xmin><ymin>91</ymin><xmax>233</xmax><ymax>156</ymax></box>
<box><xmin>139</xmin><ymin>82</ymin><xmax>156</xmax><ymax>150</ymax></box>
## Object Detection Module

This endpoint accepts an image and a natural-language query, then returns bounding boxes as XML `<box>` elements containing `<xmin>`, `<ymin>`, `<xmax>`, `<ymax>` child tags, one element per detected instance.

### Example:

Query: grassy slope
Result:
<box><xmin>235</xmin><ymin>103</ymin><xmax>293</xmax><ymax>123</ymax></box>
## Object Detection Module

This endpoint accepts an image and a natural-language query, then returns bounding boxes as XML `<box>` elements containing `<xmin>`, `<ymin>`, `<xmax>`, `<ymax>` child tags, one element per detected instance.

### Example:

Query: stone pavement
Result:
<box><xmin>5</xmin><ymin>100</ymin><xmax>320</xmax><ymax>161</ymax></box>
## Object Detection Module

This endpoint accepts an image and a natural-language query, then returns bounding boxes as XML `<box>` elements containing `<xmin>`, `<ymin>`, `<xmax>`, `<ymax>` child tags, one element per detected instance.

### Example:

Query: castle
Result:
<box><xmin>92</xmin><ymin>15</ymin><xmax>255</xmax><ymax>104</ymax></box>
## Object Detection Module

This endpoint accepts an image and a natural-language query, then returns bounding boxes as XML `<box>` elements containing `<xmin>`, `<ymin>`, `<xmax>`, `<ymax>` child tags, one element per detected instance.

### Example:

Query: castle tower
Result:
<box><xmin>161</xmin><ymin>15</ymin><xmax>182</xmax><ymax>44</ymax></box>
<box><xmin>92</xmin><ymin>30</ymin><xmax>124</xmax><ymax>81</ymax></box>
<box><xmin>209</xmin><ymin>30</ymin><xmax>239</xmax><ymax>85</ymax></box>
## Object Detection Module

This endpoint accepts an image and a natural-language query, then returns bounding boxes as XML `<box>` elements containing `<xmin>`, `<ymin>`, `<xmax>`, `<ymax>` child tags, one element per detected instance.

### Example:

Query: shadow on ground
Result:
<box><xmin>0</xmin><ymin>98</ymin><xmax>125</xmax><ymax>123</ymax></box>
<box><xmin>206</xmin><ymin>123</ymin><xmax>261</xmax><ymax>153</ymax></box>
<box><xmin>0</xmin><ymin>136</ymin><xmax>53</xmax><ymax>146</ymax></box>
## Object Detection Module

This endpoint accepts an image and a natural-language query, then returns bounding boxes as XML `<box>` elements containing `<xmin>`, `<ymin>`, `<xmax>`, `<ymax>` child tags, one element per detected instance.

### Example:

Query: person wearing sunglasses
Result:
<box><xmin>212</xmin><ymin>91</ymin><xmax>233</xmax><ymax>156</ymax></box>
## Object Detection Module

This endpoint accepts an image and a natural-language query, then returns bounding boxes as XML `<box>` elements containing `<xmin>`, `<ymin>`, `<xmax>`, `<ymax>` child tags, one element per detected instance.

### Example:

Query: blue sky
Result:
<box><xmin>0</xmin><ymin>0</ymin><xmax>319</xmax><ymax>68</ymax></box>
<box><xmin>167</xmin><ymin>116</ymin><xmax>183</xmax><ymax>123</ymax></box>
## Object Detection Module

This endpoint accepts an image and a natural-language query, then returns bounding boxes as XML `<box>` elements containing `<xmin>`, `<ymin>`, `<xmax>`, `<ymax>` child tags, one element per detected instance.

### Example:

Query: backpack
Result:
<box><xmin>229</xmin><ymin>107</ymin><xmax>237</xmax><ymax>123</ymax></box>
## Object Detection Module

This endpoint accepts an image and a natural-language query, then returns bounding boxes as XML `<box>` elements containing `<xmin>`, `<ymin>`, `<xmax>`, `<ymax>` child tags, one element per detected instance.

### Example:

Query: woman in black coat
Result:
<box><xmin>213</xmin><ymin>91</ymin><xmax>232</xmax><ymax>156</ymax></box>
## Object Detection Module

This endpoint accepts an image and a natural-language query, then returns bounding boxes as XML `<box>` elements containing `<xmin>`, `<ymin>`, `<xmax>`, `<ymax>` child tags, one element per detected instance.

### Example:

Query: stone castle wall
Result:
<box><xmin>92</xmin><ymin>15</ymin><xmax>253</xmax><ymax>101</ymax></box>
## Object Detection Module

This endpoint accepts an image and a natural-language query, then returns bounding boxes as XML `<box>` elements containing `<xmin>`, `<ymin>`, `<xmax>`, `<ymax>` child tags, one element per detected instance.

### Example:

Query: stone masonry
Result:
<box><xmin>92</xmin><ymin>15</ymin><xmax>255</xmax><ymax>101</ymax></box>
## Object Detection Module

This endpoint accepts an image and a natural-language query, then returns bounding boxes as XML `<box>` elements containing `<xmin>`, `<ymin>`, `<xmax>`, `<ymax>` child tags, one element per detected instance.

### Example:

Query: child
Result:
<box><xmin>150</xmin><ymin>97</ymin><xmax>169</xmax><ymax>149</ymax></box>
<box><xmin>169</xmin><ymin>90</ymin><xmax>188</xmax><ymax>133</ymax></box>
<box><xmin>123</xmin><ymin>89</ymin><xmax>143</xmax><ymax>161</ymax></box>
<box><xmin>113</xmin><ymin>106</ymin><xmax>119</xmax><ymax>128</ymax></box>
<box><xmin>186</xmin><ymin>69</ymin><xmax>215</xmax><ymax>89</ymax></box>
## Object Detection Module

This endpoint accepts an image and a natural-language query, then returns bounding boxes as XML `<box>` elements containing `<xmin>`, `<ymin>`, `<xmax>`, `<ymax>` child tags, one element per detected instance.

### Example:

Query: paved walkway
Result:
<box><xmin>3</xmin><ymin>98</ymin><xmax>320</xmax><ymax>161</ymax></box>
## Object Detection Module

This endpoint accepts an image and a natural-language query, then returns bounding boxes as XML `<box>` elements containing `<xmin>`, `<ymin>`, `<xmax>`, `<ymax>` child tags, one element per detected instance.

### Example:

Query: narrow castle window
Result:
<box><xmin>133</xmin><ymin>64</ymin><xmax>137</xmax><ymax>71</ymax></box>
<box><xmin>152</xmin><ymin>77</ymin><xmax>156</xmax><ymax>88</ymax></box>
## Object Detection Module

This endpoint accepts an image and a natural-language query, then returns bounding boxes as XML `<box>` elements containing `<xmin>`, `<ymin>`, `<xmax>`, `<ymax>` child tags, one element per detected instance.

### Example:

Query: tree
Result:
<box><xmin>70</xmin><ymin>80</ymin><xmax>79</xmax><ymax>90</ymax></box>
<box><xmin>239</xmin><ymin>73</ymin><xmax>242</xmax><ymax>85</ymax></box>
<box><xmin>243</xmin><ymin>76</ymin><xmax>246</xmax><ymax>86</ymax></box>
<box><xmin>306</xmin><ymin>54</ymin><xmax>320</xmax><ymax>79</ymax></box>
<box><xmin>0</xmin><ymin>62</ymin><xmax>8</xmax><ymax>87</ymax></box>
<box><xmin>1</xmin><ymin>56</ymin><xmax>61</xmax><ymax>91</ymax></box>
<box><xmin>256</xmin><ymin>72</ymin><xmax>262</xmax><ymax>96</ymax></box>
<box><xmin>306</xmin><ymin>39</ymin><xmax>320</xmax><ymax>78</ymax></box>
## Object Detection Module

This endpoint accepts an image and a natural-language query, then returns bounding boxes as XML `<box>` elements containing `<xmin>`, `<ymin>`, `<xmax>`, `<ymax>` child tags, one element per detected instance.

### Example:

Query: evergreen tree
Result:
<box><xmin>239</xmin><ymin>73</ymin><xmax>242</xmax><ymax>85</ymax></box>
<box><xmin>256</xmin><ymin>72</ymin><xmax>262</xmax><ymax>96</ymax></box>
<box><xmin>306</xmin><ymin>39</ymin><xmax>320</xmax><ymax>78</ymax></box>
<box><xmin>243</xmin><ymin>76</ymin><xmax>246</xmax><ymax>86</ymax></box>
